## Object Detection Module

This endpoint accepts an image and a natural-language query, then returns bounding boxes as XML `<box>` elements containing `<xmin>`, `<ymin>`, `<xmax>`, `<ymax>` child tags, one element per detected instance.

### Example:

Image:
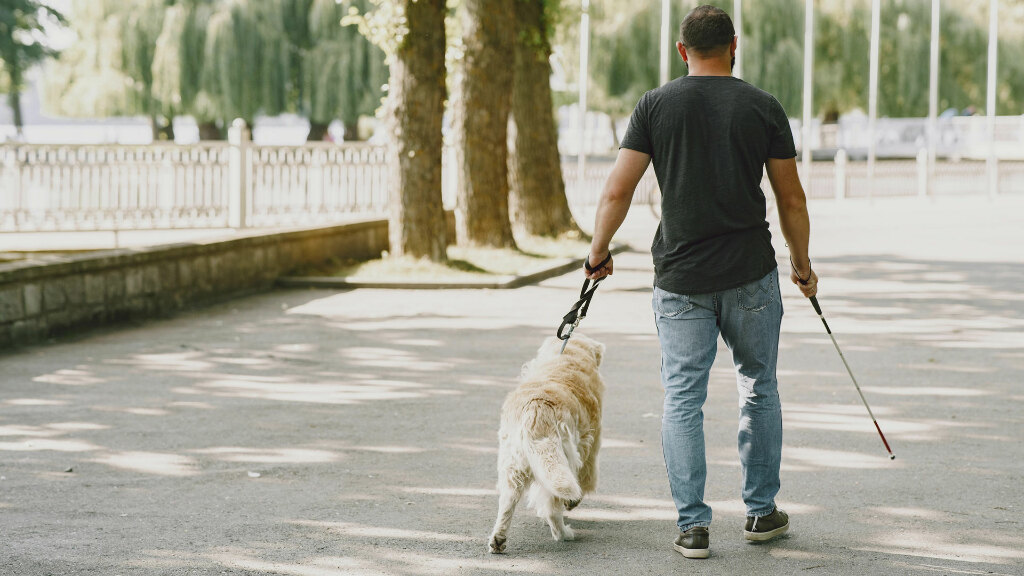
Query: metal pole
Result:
<box><xmin>660</xmin><ymin>0</ymin><xmax>671</xmax><ymax>86</ymax></box>
<box><xmin>867</xmin><ymin>0</ymin><xmax>881</xmax><ymax>195</ymax></box>
<box><xmin>801</xmin><ymin>0</ymin><xmax>814</xmax><ymax>186</ymax></box>
<box><xmin>577</xmin><ymin>0</ymin><xmax>590</xmax><ymax>201</ymax></box>
<box><xmin>986</xmin><ymin>0</ymin><xmax>999</xmax><ymax>197</ymax></box>
<box><xmin>733</xmin><ymin>0</ymin><xmax>743</xmax><ymax>79</ymax></box>
<box><xmin>927</xmin><ymin>0</ymin><xmax>940</xmax><ymax>196</ymax></box>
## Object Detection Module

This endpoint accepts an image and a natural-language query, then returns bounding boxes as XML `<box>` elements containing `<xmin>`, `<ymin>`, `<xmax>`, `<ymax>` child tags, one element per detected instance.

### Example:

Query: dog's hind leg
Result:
<box><xmin>537</xmin><ymin>493</ymin><xmax>575</xmax><ymax>542</ymax></box>
<box><xmin>577</xmin><ymin>432</ymin><xmax>600</xmax><ymax>493</ymax></box>
<box><xmin>488</xmin><ymin>467</ymin><xmax>528</xmax><ymax>554</ymax></box>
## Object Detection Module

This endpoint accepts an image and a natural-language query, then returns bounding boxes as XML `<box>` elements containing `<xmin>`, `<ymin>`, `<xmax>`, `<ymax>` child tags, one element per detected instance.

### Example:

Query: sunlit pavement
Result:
<box><xmin>3</xmin><ymin>195</ymin><xmax>1024</xmax><ymax>575</ymax></box>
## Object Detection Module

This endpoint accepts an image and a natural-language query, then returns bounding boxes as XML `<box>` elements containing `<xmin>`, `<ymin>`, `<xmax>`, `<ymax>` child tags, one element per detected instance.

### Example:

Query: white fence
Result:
<box><xmin>2</xmin><ymin>131</ymin><xmax>1024</xmax><ymax>233</ymax></box>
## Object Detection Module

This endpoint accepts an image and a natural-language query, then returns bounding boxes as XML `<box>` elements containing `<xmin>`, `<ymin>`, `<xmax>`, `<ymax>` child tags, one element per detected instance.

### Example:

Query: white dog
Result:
<box><xmin>488</xmin><ymin>334</ymin><xmax>605</xmax><ymax>554</ymax></box>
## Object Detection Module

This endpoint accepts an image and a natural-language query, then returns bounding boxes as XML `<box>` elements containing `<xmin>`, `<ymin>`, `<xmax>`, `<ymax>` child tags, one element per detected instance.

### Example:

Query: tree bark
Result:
<box><xmin>386</xmin><ymin>0</ymin><xmax>448</xmax><ymax>262</ymax></box>
<box><xmin>508</xmin><ymin>0</ymin><xmax>580</xmax><ymax>238</ymax></box>
<box><xmin>307</xmin><ymin>121</ymin><xmax>330</xmax><ymax>142</ymax></box>
<box><xmin>453</xmin><ymin>0</ymin><xmax>517</xmax><ymax>248</ymax></box>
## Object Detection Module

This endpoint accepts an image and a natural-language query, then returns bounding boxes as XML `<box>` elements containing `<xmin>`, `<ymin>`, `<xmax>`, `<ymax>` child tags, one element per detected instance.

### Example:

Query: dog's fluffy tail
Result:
<box><xmin>524</xmin><ymin>430</ymin><xmax>583</xmax><ymax>502</ymax></box>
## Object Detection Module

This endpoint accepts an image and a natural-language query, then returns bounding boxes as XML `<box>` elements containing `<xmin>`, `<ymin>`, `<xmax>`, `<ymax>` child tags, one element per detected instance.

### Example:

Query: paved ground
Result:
<box><xmin>3</xmin><ymin>195</ymin><xmax>1024</xmax><ymax>576</ymax></box>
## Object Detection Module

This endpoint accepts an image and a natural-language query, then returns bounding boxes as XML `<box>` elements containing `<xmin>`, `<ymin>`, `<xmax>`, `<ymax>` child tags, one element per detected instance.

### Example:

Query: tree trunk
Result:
<box><xmin>151</xmin><ymin>116</ymin><xmax>175</xmax><ymax>141</ymax></box>
<box><xmin>10</xmin><ymin>89</ymin><xmax>23</xmax><ymax>138</ymax></box>
<box><xmin>453</xmin><ymin>0</ymin><xmax>517</xmax><ymax>248</ymax></box>
<box><xmin>386</xmin><ymin>0</ymin><xmax>448</xmax><ymax>262</ymax></box>
<box><xmin>508</xmin><ymin>0</ymin><xmax>581</xmax><ymax>238</ymax></box>
<box><xmin>343</xmin><ymin>120</ymin><xmax>359</xmax><ymax>142</ymax></box>
<box><xmin>307</xmin><ymin>121</ymin><xmax>330</xmax><ymax>142</ymax></box>
<box><xmin>198</xmin><ymin>121</ymin><xmax>222</xmax><ymax>141</ymax></box>
<box><xmin>8</xmin><ymin>58</ymin><xmax>24</xmax><ymax>138</ymax></box>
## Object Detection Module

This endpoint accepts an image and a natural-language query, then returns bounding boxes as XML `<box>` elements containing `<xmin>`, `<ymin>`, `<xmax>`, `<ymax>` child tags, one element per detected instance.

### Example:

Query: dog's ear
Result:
<box><xmin>592</xmin><ymin>340</ymin><xmax>605</xmax><ymax>366</ymax></box>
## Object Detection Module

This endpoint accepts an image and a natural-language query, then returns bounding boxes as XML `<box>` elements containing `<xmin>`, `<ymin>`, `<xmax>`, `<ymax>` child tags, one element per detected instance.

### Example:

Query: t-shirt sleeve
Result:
<box><xmin>767</xmin><ymin>98</ymin><xmax>797</xmax><ymax>159</ymax></box>
<box><xmin>619</xmin><ymin>92</ymin><xmax>653</xmax><ymax>155</ymax></box>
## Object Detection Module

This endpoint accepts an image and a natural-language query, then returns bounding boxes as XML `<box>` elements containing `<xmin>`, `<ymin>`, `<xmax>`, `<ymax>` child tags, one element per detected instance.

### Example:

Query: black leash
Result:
<box><xmin>556</xmin><ymin>253</ymin><xmax>611</xmax><ymax>353</ymax></box>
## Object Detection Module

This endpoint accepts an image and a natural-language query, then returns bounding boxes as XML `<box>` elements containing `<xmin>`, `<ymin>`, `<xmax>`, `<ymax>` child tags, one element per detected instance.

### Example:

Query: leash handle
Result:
<box><xmin>585</xmin><ymin>252</ymin><xmax>612</xmax><ymax>274</ymax></box>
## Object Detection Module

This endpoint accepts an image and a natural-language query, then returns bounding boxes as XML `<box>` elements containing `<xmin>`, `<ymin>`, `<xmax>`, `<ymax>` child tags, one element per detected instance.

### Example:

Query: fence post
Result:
<box><xmin>228</xmin><ymin>119</ymin><xmax>249</xmax><ymax>229</ymax></box>
<box><xmin>916</xmin><ymin>148</ymin><xmax>928</xmax><ymax>198</ymax></box>
<box><xmin>834</xmin><ymin>148</ymin><xmax>847</xmax><ymax>200</ymax></box>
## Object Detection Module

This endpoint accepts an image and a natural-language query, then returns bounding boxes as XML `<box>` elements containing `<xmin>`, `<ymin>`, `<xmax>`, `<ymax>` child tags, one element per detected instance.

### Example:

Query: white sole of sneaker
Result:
<box><xmin>672</xmin><ymin>543</ymin><xmax>710</xmax><ymax>559</ymax></box>
<box><xmin>743</xmin><ymin>523</ymin><xmax>789</xmax><ymax>542</ymax></box>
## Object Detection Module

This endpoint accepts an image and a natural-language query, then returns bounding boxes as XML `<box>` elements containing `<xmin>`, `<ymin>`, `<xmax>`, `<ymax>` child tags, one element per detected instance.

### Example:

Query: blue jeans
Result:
<box><xmin>652</xmin><ymin>268</ymin><xmax>784</xmax><ymax>531</ymax></box>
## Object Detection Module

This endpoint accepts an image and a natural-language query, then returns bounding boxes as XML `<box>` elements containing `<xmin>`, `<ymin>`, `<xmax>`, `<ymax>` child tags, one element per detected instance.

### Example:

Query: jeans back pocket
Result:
<box><xmin>736</xmin><ymin>271</ymin><xmax>775</xmax><ymax>312</ymax></box>
<box><xmin>653</xmin><ymin>287</ymin><xmax>694</xmax><ymax>317</ymax></box>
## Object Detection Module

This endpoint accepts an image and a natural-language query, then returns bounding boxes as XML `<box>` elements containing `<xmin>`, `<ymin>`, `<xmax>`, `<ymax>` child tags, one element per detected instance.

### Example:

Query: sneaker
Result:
<box><xmin>744</xmin><ymin>507</ymin><xmax>789</xmax><ymax>542</ymax></box>
<box><xmin>672</xmin><ymin>526</ymin><xmax>710</xmax><ymax>559</ymax></box>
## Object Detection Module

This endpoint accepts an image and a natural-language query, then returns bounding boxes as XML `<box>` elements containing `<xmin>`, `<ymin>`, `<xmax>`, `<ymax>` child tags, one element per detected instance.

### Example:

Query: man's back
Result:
<box><xmin>621</xmin><ymin>76</ymin><xmax>796</xmax><ymax>294</ymax></box>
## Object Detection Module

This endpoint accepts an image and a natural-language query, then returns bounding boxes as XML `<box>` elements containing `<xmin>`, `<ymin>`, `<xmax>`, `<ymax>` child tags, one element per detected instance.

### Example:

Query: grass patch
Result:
<box><xmin>294</xmin><ymin>232</ymin><xmax>591</xmax><ymax>281</ymax></box>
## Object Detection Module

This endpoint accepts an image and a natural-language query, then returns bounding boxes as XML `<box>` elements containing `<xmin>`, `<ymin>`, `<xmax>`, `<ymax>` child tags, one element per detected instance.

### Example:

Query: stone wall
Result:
<box><xmin>0</xmin><ymin>219</ymin><xmax>399</xmax><ymax>349</ymax></box>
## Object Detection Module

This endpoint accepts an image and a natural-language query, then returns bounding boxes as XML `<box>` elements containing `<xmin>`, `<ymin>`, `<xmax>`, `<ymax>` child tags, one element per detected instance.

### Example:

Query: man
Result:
<box><xmin>584</xmin><ymin>5</ymin><xmax>818</xmax><ymax>560</ymax></box>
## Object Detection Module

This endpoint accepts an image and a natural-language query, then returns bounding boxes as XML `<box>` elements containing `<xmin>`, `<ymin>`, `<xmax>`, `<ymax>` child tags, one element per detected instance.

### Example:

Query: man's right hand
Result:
<box><xmin>585</xmin><ymin>250</ymin><xmax>613</xmax><ymax>280</ymax></box>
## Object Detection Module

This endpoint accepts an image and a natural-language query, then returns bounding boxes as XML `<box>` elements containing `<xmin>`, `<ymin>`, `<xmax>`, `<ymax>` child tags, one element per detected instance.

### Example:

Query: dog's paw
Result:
<box><xmin>562</xmin><ymin>524</ymin><xmax>576</xmax><ymax>541</ymax></box>
<box><xmin>564</xmin><ymin>498</ymin><xmax>582</xmax><ymax>511</ymax></box>
<box><xmin>488</xmin><ymin>534</ymin><xmax>507</xmax><ymax>554</ymax></box>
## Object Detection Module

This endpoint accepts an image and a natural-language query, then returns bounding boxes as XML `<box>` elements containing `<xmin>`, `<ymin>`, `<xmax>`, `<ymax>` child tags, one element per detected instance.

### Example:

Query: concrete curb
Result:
<box><xmin>276</xmin><ymin>244</ymin><xmax>632</xmax><ymax>290</ymax></box>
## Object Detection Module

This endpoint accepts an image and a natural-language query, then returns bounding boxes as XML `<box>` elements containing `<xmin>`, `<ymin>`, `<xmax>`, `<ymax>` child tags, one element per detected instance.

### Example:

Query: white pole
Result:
<box><xmin>801</xmin><ymin>0</ymin><xmax>814</xmax><ymax>185</ymax></box>
<box><xmin>927</xmin><ymin>0</ymin><xmax>940</xmax><ymax>196</ymax></box>
<box><xmin>577</xmin><ymin>0</ymin><xmax>590</xmax><ymax>200</ymax></box>
<box><xmin>733</xmin><ymin>0</ymin><xmax>743</xmax><ymax>79</ymax></box>
<box><xmin>986</xmin><ymin>0</ymin><xmax>998</xmax><ymax>197</ymax></box>
<box><xmin>867</xmin><ymin>0</ymin><xmax>880</xmax><ymax>194</ymax></box>
<box><xmin>660</xmin><ymin>0</ymin><xmax>671</xmax><ymax>86</ymax></box>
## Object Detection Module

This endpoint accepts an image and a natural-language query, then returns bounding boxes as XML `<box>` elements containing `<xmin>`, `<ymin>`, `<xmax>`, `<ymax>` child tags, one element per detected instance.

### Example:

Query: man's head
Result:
<box><xmin>677</xmin><ymin>5</ymin><xmax>736</xmax><ymax>73</ymax></box>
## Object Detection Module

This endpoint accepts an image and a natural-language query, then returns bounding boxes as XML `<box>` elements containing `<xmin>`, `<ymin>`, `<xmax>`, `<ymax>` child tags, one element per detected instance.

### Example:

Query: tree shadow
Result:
<box><xmin>2</xmin><ymin>252</ymin><xmax>1023</xmax><ymax>574</ymax></box>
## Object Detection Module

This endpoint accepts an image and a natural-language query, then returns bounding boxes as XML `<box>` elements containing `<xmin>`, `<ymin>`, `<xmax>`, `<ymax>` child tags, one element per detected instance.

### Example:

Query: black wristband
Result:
<box><xmin>790</xmin><ymin>256</ymin><xmax>812</xmax><ymax>285</ymax></box>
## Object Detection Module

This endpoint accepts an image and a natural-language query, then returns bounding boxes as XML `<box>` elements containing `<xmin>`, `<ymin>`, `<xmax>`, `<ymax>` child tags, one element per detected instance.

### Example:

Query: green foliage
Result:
<box><xmin>43</xmin><ymin>0</ymin><xmax>386</xmax><ymax>135</ymax></box>
<box><xmin>565</xmin><ymin>0</ymin><xmax>1024</xmax><ymax>121</ymax></box>
<box><xmin>0</xmin><ymin>0</ymin><xmax>65</xmax><ymax>128</ymax></box>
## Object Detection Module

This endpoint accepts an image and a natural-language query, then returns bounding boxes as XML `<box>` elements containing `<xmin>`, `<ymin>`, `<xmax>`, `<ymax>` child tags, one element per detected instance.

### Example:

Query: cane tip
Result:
<box><xmin>889</xmin><ymin>454</ymin><xmax>896</xmax><ymax>460</ymax></box>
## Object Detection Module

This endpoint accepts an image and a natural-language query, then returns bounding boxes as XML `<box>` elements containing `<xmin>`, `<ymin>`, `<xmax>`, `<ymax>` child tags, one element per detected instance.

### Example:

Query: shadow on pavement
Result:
<box><xmin>2</xmin><ymin>251</ymin><xmax>1023</xmax><ymax>575</ymax></box>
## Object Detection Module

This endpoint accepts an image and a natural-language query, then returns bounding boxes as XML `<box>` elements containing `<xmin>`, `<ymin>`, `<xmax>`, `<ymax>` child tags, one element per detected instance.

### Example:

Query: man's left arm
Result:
<box><xmin>585</xmin><ymin>148</ymin><xmax>652</xmax><ymax>279</ymax></box>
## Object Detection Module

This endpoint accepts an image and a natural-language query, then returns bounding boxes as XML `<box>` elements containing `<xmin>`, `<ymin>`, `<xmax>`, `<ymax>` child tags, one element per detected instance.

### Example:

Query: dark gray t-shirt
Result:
<box><xmin>620</xmin><ymin>76</ymin><xmax>796</xmax><ymax>294</ymax></box>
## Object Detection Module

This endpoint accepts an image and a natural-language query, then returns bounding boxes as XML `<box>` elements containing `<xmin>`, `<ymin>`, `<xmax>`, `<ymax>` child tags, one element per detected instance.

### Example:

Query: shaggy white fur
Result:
<box><xmin>488</xmin><ymin>334</ymin><xmax>606</xmax><ymax>554</ymax></box>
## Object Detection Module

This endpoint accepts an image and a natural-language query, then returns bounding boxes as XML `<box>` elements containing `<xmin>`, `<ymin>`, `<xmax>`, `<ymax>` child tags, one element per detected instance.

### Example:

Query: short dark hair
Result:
<box><xmin>679</xmin><ymin>5</ymin><xmax>735</xmax><ymax>54</ymax></box>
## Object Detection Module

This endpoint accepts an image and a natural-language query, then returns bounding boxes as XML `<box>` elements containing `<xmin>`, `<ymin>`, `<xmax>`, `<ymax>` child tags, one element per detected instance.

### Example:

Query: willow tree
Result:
<box><xmin>303</xmin><ymin>0</ymin><xmax>387</xmax><ymax>141</ymax></box>
<box><xmin>453</xmin><ymin>0</ymin><xmax>517</xmax><ymax>248</ymax></box>
<box><xmin>152</xmin><ymin>1</ymin><xmax>221</xmax><ymax>140</ymax></box>
<box><xmin>200</xmin><ymin>0</ymin><xmax>289</xmax><ymax>130</ymax></box>
<box><xmin>351</xmin><ymin>0</ymin><xmax>449</xmax><ymax>262</ymax></box>
<box><xmin>42</xmin><ymin>0</ymin><xmax>173</xmax><ymax>138</ymax></box>
<box><xmin>0</xmin><ymin>0</ymin><xmax>64</xmax><ymax>136</ymax></box>
<box><xmin>508</xmin><ymin>0</ymin><xmax>580</xmax><ymax>238</ymax></box>
<box><xmin>42</xmin><ymin>1</ymin><xmax>142</xmax><ymax>126</ymax></box>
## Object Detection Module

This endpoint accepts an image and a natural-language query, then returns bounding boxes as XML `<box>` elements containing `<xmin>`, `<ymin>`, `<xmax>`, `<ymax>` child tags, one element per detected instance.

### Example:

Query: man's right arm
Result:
<box><xmin>766</xmin><ymin>157</ymin><xmax>817</xmax><ymax>298</ymax></box>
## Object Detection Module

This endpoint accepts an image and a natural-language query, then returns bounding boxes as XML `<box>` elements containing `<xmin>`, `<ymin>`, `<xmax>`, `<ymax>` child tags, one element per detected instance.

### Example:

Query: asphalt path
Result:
<box><xmin>2</xmin><ymin>195</ymin><xmax>1023</xmax><ymax>575</ymax></box>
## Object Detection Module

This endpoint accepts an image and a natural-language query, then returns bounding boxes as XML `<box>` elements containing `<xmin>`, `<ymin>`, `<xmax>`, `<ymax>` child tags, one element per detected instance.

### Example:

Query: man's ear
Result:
<box><xmin>676</xmin><ymin>41</ymin><xmax>687</xmax><ymax>62</ymax></box>
<box><xmin>730</xmin><ymin>35</ymin><xmax>738</xmax><ymax>57</ymax></box>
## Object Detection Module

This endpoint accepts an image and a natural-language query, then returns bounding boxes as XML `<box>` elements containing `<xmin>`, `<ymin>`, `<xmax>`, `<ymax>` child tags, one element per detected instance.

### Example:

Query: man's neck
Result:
<box><xmin>685</xmin><ymin>58</ymin><xmax>733</xmax><ymax>77</ymax></box>
<box><xmin>686</xmin><ymin>66</ymin><xmax>732</xmax><ymax>77</ymax></box>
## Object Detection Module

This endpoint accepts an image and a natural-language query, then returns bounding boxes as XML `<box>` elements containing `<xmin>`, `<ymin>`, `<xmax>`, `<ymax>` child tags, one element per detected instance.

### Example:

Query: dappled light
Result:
<box><xmin>92</xmin><ymin>451</ymin><xmax>199</xmax><ymax>477</ymax></box>
<box><xmin>192</xmin><ymin>447</ymin><xmax>342</xmax><ymax>464</ymax></box>
<box><xmin>856</xmin><ymin>531</ymin><xmax>1024</xmax><ymax>565</ymax></box>
<box><xmin>4</xmin><ymin>210</ymin><xmax>1024</xmax><ymax>574</ymax></box>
